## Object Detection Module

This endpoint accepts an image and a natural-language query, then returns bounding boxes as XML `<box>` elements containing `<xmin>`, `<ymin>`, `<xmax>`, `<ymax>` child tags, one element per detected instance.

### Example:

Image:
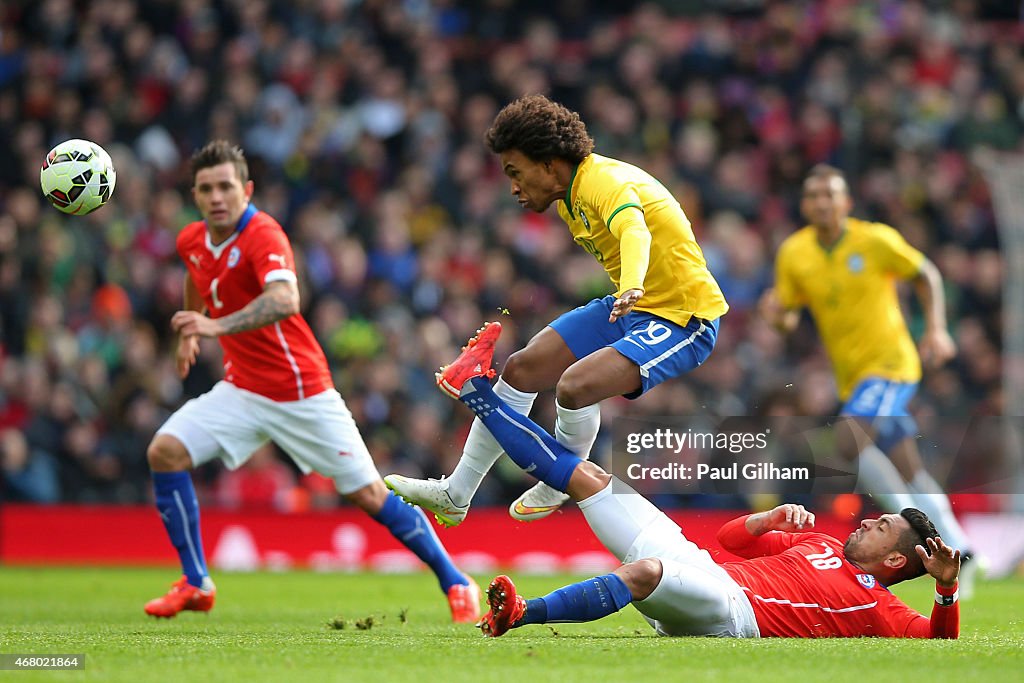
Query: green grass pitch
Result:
<box><xmin>2</xmin><ymin>567</ymin><xmax>1021</xmax><ymax>682</ymax></box>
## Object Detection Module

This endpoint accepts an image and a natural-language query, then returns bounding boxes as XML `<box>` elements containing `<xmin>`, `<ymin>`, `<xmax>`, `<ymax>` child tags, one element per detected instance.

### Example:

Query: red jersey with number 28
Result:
<box><xmin>717</xmin><ymin>516</ymin><xmax>959</xmax><ymax>638</ymax></box>
<box><xmin>176</xmin><ymin>205</ymin><xmax>332</xmax><ymax>402</ymax></box>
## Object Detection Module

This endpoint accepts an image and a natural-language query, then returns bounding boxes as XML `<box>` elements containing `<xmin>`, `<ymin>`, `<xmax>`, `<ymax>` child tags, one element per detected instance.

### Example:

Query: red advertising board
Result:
<box><xmin>0</xmin><ymin>504</ymin><xmax>860</xmax><ymax>573</ymax></box>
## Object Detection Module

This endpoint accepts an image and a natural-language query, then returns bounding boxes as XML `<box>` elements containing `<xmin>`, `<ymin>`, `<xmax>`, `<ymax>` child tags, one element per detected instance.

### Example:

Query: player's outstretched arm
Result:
<box><xmin>171</xmin><ymin>280</ymin><xmax>300</xmax><ymax>338</ymax></box>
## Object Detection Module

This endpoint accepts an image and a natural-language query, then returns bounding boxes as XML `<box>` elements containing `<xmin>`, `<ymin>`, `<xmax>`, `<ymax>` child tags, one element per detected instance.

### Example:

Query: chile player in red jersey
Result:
<box><xmin>143</xmin><ymin>141</ymin><xmax>479</xmax><ymax>622</ymax></box>
<box><xmin>430</xmin><ymin>322</ymin><xmax>960</xmax><ymax>638</ymax></box>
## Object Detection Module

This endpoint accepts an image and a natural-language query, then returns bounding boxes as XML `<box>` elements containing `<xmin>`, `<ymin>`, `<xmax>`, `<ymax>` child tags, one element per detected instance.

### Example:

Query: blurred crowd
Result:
<box><xmin>0</xmin><ymin>0</ymin><xmax>1018</xmax><ymax>510</ymax></box>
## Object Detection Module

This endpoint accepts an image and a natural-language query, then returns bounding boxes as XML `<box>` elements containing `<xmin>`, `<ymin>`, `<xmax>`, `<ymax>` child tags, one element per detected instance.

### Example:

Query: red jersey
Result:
<box><xmin>176</xmin><ymin>205</ymin><xmax>333</xmax><ymax>401</ymax></box>
<box><xmin>717</xmin><ymin>515</ymin><xmax>959</xmax><ymax>638</ymax></box>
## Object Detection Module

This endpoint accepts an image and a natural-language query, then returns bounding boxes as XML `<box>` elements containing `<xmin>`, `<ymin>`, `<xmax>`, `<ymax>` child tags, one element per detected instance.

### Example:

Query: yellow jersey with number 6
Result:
<box><xmin>555</xmin><ymin>153</ymin><xmax>728</xmax><ymax>328</ymax></box>
<box><xmin>774</xmin><ymin>218</ymin><xmax>924</xmax><ymax>400</ymax></box>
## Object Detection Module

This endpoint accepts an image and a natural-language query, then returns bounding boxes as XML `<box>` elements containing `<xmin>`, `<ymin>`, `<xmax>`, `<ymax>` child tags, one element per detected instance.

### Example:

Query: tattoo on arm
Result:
<box><xmin>216</xmin><ymin>284</ymin><xmax>298</xmax><ymax>335</ymax></box>
<box><xmin>745</xmin><ymin>512</ymin><xmax>771</xmax><ymax>535</ymax></box>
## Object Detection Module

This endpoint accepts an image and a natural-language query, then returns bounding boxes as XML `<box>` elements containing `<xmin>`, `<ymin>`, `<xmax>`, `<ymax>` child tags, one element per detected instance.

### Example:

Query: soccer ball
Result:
<box><xmin>39</xmin><ymin>139</ymin><xmax>116</xmax><ymax>215</ymax></box>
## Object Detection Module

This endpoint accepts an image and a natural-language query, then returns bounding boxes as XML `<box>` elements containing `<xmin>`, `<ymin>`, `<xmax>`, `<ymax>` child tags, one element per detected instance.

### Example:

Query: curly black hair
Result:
<box><xmin>191</xmin><ymin>140</ymin><xmax>249</xmax><ymax>185</ymax></box>
<box><xmin>896</xmin><ymin>507</ymin><xmax>940</xmax><ymax>580</ymax></box>
<box><xmin>485</xmin><ymin>94</ymin><xmax>594</xmax><ymax>164</ymax></box>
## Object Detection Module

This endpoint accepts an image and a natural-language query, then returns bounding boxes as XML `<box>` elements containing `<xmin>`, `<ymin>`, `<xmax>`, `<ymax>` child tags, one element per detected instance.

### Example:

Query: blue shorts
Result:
<box><xmin>549</xmin><ymin>295</ymin><xmax>719</xmax><ymax>399</ymax></box>
<box><xmin>841</xmin><ymin>378</ymin><xmax>919</xmax><ymax>451</ymax></box>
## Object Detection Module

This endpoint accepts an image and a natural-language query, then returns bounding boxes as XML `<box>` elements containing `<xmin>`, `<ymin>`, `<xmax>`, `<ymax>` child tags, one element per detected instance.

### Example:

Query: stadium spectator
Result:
<box><xmin>0</xmin><ymin>426</ymin><xmax>59</xmax><ymax>503</ymax></box>
<box><xmin>0</xmin><ymin>1</ymin><xmax>1014</xmax><ymax>510</ymax></box>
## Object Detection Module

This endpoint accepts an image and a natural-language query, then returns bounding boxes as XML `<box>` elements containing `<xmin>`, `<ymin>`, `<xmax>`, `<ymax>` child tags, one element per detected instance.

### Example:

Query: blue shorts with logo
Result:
<box><xmin>841</xmin><ymin>377</ymin><xmax>919</xmax><ymax>451</ymax></box>
<box><xmin>549</xmin><ymin>295</ymin><xmax>719</xmax><ymax>399</ymax></box>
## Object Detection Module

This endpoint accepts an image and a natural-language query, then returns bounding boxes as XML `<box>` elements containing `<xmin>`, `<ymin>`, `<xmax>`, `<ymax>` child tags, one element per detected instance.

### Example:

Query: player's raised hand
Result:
<box><xmin>916</xmin><ymin>536</ymin><xmax>961</xmax><ymax>588</ymax></box>
<box><xmin>918</xmin><ymin>327</ymin><xmax>957</xmax><ymax>370</ymax></box>
<box><xmin>171</xmin><ymin>310</ymin><xmax>224</xmax><ymax>338</ymax></box>
<box><xmin>176</xmin><ymin>334</ymin><xmax>200</xmax><ymax>379</ymax></box>
<box><xmin>768</xmin><ymin>503</ymin><xmax>816</xmax><ymax>532</ymax></box>
<box><xmin>609</xmin><ymin>288</ymin><xmax>643</xmax><ymax>322</ymax></box>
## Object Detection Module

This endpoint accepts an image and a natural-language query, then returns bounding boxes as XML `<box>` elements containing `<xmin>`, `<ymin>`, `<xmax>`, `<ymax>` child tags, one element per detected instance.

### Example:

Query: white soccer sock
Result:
<box><xmin>447</xmin><ymin>378</ymin><xmax>537</xmax><ymax>507</ymax></box>
<box><xmin>577</xmin><ymin>478</ymin><xmax>675</xmax><ymax>562</ymax></box>
<box><xmin>554</xmin><ymin>401</ymin><xmax>600</xmax><ymax>459</ymax></box>
<box><xmin>854</xmin><ymin>445</ymin><xmax>915</xmax><ymax>512</ymax></box>
<box><xmin>907</xmin><ymin>469</ymin><xmax>971</xmax><ymax>552</ymax></box>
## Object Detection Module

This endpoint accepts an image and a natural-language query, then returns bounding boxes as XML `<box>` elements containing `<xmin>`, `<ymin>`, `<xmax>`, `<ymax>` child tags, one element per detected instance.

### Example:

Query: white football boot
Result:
<box><xmin>509</xmin><ymin>481</ymin><xmax>571</xmax><ymax>522</ymax></box>
<box><xmin>384</xmin><ymin>474</ymin><xmax>469</xmax><ymax>528</ymax></box>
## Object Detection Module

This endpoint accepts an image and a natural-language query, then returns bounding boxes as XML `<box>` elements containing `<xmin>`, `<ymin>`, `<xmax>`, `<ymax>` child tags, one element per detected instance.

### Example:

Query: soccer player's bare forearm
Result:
<box><xmin>216</xmin><ymin>289</ymin><xmax>299</xmax><ymax>335</ymax></box>
<box><xmin>744</xmin><ymin>511</ymin><xmax>772</xmax><ymax>535</ymax></box>
<box><xmin>183</xmin><ymin>273</ymin><xmax>206</xmax><ymax>315</ymax></box>
<box><xmin>913</xmin><ymin>259</ymin><xmax>948</xmax><ymax>331</ymax></box>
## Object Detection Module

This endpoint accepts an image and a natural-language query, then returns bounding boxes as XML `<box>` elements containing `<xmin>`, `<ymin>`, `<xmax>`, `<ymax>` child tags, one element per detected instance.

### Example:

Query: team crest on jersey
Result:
<box><xmin>847</xmin><ymin>253</ymin><xmax>864</xmax><ymax>273</ymax></box>
<box><xmin>856</xmin><ymin>573</ymin><xmax>877</xmax><ymax>589</ymax></box>
<box><xmin>227</xmin><ymin>246</ymin><xmax>241</xmax><ymax>268</ymax></box>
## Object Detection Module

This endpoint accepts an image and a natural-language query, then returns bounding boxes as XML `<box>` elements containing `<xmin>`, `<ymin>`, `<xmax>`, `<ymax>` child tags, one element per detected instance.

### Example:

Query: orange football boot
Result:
<box><xmin>447</xmin><ymin>577</ymin><xmax>482</xmax><ymax>623</ymax></box>
<box><xmin>144</xmin><ymin>576</ymin><xmax>216</xmax><ymax>618</ymax></box>
<box><xmin>478</xmin><ymin>575</ymin><xmax>526</xmax><ymax>637</ymax></box>
<box><xmin>436</xmin><ymin>322</ymin><xmax>501</xmax><ymax>398</ymax></box>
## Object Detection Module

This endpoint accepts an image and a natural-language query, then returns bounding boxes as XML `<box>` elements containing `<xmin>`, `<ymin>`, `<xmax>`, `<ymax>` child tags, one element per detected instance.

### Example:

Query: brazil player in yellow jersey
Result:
<box><xmin>760</xmin><ymin>164</ymin><xmax>979</xmax><ymax>589</ymax></box>
<box><xmin>386</xmin><ymin>94</ymin><xmax>727</xmax><ymax>525</ymax></box>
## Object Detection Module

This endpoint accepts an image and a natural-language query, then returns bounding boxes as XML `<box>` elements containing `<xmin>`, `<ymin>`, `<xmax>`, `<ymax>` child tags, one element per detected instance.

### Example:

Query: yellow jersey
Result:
<box><xmin>774</xmin><ymin>217</ymin><xmax>925</xmax><ymax>400</ymax></box>
<box><xmin>555</xmin><ymin>153</ymin><xmax>728</xmax><ymax>327</ymax></box>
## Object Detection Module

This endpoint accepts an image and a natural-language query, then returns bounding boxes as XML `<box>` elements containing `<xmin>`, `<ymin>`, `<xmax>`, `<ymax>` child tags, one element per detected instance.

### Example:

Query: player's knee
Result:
<box><xmin>554</xmin><ymin>369</ymin><xmax>593</xmax><ymax>410</ymax></box>
<box><xmin>146</xmin><ymin>435</ymin><xmax>191</xmax><ymax>472</ymax></box>
<box><xmin>616</xmin><ymin>558</ymin><xmax>663</xmax><ymax>601</ymax></box>
<box><xmin>346</xmin><ymin>479</ymin><xmax>389</xmax><ymax>515</ymax></box>
<box><xmin>501</xmin><ymin>348</ymin><xmax>538</xmax><ymax>391</ymax></box>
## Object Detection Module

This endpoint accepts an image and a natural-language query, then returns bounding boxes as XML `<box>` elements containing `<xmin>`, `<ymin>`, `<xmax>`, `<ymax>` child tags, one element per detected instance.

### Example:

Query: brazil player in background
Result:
<box><xmin>143</xmin><ymin>141</ymin><xmax>479</xmax><ymax>622</ymax></box>
<box><xmin>759</xmin><ymin>164</ymin><xmax>979</xmax><ymax>590</ymax></box>
<box><xmin>386</xmin><ymin>94</ymin><xmax>728</xmax><ymax>526</ymax></box>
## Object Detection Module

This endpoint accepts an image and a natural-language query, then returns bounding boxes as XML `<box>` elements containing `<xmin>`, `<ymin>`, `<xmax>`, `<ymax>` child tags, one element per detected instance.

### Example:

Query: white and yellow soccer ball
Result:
<box><xmin>39</xmin><ymin>139</ymin><xmax>116</xmax><ymax>215</ymax></box>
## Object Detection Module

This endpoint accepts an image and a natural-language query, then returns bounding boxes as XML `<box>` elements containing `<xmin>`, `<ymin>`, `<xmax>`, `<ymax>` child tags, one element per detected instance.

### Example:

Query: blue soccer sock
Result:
<box><xmin>459</xmin><ymin>377</ymin><xmax>583</xmax><ymax>492</ymax></box>
<box><xmin>152</xmin><ymin>471</ymin><xmax>209</xmax><ymax>588</ymax></box>
<box><xmin>373</xmin><ymin>491</ymin><xmax>467</xmax><ymax>593</ymax></box>
<box><xmin>518</xmin><ymin>574</ymin><xmax>633</xmax><ymax>626</ymax></box>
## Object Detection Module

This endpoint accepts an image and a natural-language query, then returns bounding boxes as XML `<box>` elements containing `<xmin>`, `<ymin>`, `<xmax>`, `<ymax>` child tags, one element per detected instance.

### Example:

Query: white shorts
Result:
<box><xmin>625</xmin><ymin>514</ymin><xmax>760</xmax><ymax>638</ymax></box>
<box><xmin>157</xmin><ymin>381</ymin><xmax>380</xmax><ymax>495</ymax></box>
